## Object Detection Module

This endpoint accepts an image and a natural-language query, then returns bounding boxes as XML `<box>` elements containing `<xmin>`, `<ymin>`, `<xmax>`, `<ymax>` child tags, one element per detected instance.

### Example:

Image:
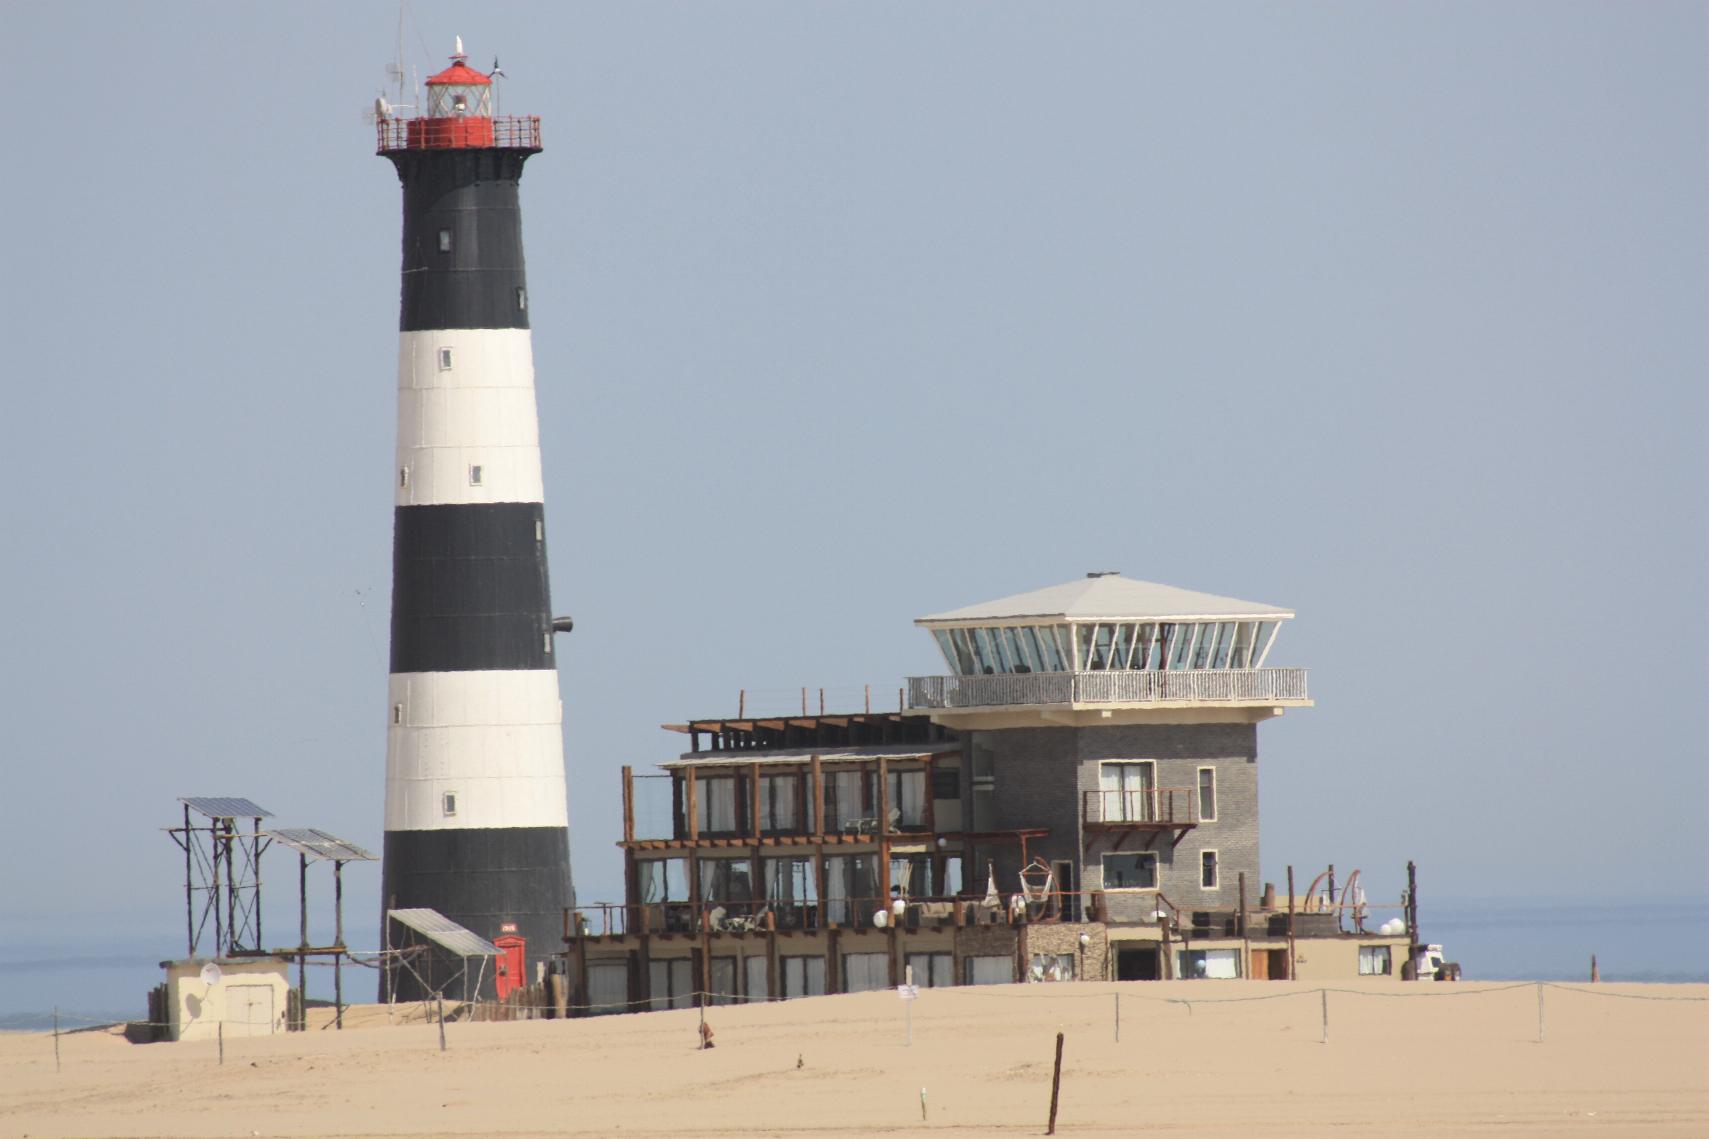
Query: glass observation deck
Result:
<box><xmin>907</xmin><ymin>573</ymin><xmax>1309</xmax><ymax>713</ymax></box>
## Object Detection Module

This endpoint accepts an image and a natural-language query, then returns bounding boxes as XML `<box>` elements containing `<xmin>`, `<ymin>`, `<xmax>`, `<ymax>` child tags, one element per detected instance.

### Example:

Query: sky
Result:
<box><xmin>3</xmin><ymin>2</ymin><xmax>1705</xmax><ymax>1014</ymax></box>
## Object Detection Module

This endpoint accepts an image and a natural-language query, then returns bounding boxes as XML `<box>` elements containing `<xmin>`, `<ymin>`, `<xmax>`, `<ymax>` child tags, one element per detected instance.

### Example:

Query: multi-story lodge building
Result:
<box><xmin>561</xmin><ymin>574</ymin><xmax>1417</xmax><ymax>1012</ymax></box>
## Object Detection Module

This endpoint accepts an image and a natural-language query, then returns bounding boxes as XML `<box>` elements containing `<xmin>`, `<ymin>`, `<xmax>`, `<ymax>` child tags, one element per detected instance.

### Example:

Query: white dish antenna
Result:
<box><xmin>200</xmin><ymin>962</ymin><xmax>223</xmax><ymax>988</ymax></box>
<box><xmin>872</xmin><ymin>909</ymin><xmax>889</xmax><ymax>929</ymax></box>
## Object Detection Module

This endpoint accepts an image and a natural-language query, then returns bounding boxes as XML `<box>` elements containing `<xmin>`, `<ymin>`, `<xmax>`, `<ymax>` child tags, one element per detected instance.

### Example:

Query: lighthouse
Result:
<box><xmin>376</xmin><ymin>42</ymin><xmax>573</xmax><ymax>999</ymax></box>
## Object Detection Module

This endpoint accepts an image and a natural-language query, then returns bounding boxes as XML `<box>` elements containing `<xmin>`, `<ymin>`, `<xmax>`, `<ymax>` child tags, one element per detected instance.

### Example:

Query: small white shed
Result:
<box><xmin>160</xmin><ymin>956</ymin><xmax>291</xmax><ymax>1042</ymax></box>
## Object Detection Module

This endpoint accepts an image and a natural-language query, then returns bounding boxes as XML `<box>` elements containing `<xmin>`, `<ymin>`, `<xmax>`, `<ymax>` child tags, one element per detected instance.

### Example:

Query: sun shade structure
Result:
<box><xmin>267</xmin><ymin>829</ymin><xmax>376</xmax><ymax>863</ymax></box>
<box><xmin>918</xmin><ymin>574</ymin><xmax>1292</xmax><ymax>624</ymax></box>
<box><xmin>179</xmin><ymin>797</ymin><xmax>273</xmax><ymax>820</ymax></box>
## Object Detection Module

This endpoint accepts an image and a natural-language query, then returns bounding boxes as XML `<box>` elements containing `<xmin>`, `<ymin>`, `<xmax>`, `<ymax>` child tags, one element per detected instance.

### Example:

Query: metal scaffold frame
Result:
<box><xmin>168</xmin><ymin>798</ymin><xmax>273</xmax><ymax>958</ymax></box>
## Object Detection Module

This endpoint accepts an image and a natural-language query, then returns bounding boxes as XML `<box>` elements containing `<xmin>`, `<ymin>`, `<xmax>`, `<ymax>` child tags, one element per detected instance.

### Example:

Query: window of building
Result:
<box><xmin>1359</xmin><ymin>945</ymin><xmax>1393</xmax><ymax>976</ymax></box>
<box><xmin>437</xmin><ymin>229</ymin><xmax>452</xmax><ymax>253</ymax></box>
<box><xmin>826</xmin><ymin>769</ymin><xmax>873</xmax><ymax>833</ymax></box>
<box><xmin>441</xmin><ymin>791</ymin><xmax>457</xmax><ymax>817</ymax></box>
<box><xmin>760</xmin><ymin>772</ymin><xmax>803</xmax><ymax>833</ymax></box>
<box><xmin>709</xmin><ymin>956</ymin><xmax>737</xmax><ymax>1006</ymax></box>
<box><xmin>468</xmin><ymin>464</ymin><xmax>483</xmax><ymax>486</ymax></box>
<box><xmin>516</xmin><ymin>286</ymin><xmax>527</xmax><ymax>311</ymax></box>
<box><xmin>437</xmin><ymin>346</ymin><xmax>453</xmax><ymax>370</ymax></box>
<box><xmin>1028</xmin><ymin>953</ymin><xmax>1076</xmax><ymax>983</ymax></box>
<box><xmin>638</xmin><ymin>858</ymin><xmax>688</xmax><ymax>903</ymax></box>
<box><xmin>392</xmin><ymin>703</ymin><xmax>403</xmax><ymax>725</ymax></box>
<box><xmin>1197</xmin><ymin>766</ymin><xmax>1217</xmax><ymax>822</ymax></box>
<box><xmin>1098</xmin><ymin>760</ymin><xmax>1155</xmax><ymax>822</ymax></box>
<box><xmin>744</xmin><ymin>955</ymin><xmax>768</xmax><ymax>1002</ymax></box>
<box><xmin>843</xmin><ymin>953</ymin><xmax>889</xmax><ymax>993</ymax></box>
<box><xmin>823</xmin><ymin>854</ymin><xmax>878</xmax><ymax>926</ymax></box>
<box><xmin>1102</xmin><ymin>851</ymin><xmax>1158</xmax><ymax>890</ymax></box>
<box><xmin>964</xmin><ymin>955</ymin><xmax>1013</xmax><ymax>985</ymax></box>
<box><xmin>763</xmin><ymin>856</ymin><xmax>817</xmax><ymax>929</ymax></box>
<box><xmin>648</xmin><ymin>958</ymin><xmax>693</xmax><ymax>1010</ymax></box>
<box><xmin>930</xmin><ymin>766</ymin><xmax>960</xmax><ymax>800</ymax></box>
<box><xmin>906</xmin><ymin>952</ymin><xmax>953</xmax><ymax>988</ymax></box>
<box><xmin>698</xmin><ymin>858</ymin><xmax>754</xmax><ymax>907</ymax></box>
<box><xmin>889</xmin><ymin>853</ymin><xmax>934</xmax><ymax>899</ymax></box>
<box><xmin>693</xmin><ymin>776</ymin><xmax>739</xmax><ymax>834</ymax></box>
<box><xmin>781</xmin><ymin>955</ymin><xmax>826</xmax><ymax>998</ymax></box>
<box><xmin>585</xmin><ymin>962</ymin><xmax>628</xmax><ymax>1015</ymax></box>
<box><xmin>1201</xmin><ymin>849</ymin><xmax>1219</xmax><ymax>890</ymax></box>
<box><xmin>399</xmin><ymin>466</ymin><xmax>409</xmax><ymax>488</ymax></box>
<box><xmin>1178</xmin><ymin>948</ymin><xmax>1242</xmax><ymax>979</ymax></box>
<box><xmin>888</xmin><ymin>768</ymin><xmax>927</xmax><ymax>830</ymax></box>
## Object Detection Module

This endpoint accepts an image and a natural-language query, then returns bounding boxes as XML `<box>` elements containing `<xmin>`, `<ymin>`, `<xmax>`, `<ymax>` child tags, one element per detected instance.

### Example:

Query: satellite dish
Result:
<box><xmin>200</xmin><ymin>962</ymin><xmax>223</xmax><ymax>988</ymax></box>
<box><xmin>374</xmin><ymin>96</ymin><xmax>393</xmax><ymax>120</ymax></box>
<box><xmin>872</xmin><ymin>909</ymin><xmax>889</xmax><ymax>929</ymax></box>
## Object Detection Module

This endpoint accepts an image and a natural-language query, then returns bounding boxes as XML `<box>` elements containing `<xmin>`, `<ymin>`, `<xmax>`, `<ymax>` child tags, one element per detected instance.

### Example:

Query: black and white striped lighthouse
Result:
<box><xmin>376</xmin><ymin>43</ymin><xmax>572</xmax><ymax>1000</ymax></box>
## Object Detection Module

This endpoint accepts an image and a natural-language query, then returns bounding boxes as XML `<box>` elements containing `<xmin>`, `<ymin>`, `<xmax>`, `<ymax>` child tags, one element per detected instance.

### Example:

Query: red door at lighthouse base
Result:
<box><xmin>494</xmin><ymin>936</ymin><xmax>526</xmax><ymax>1000</ymax></box>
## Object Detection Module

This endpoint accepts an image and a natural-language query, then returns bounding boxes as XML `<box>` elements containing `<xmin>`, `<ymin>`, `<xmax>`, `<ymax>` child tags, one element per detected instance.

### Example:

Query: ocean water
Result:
<box><xmin>3</xmin><ymin>900</ymin><xmax>1702</xmax><ymax>1029</ymax></box>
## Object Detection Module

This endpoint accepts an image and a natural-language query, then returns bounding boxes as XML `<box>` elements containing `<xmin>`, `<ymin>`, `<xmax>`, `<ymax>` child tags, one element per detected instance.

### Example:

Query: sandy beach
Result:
<box><xmin>3</xmin><ymin>980</ymin><xmax>1705</xmax><ymax>1138</ymax></box>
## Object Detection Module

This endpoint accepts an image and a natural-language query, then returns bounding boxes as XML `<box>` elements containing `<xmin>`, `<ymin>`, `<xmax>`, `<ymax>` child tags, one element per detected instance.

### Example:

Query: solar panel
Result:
<box><xmin>180</xmin><ymin>797</ymin><xmax>274</xmax><ymax>820</ymax></box>
<box><xmin>388</xmin><ymin>908</ymin><xmax>500</xmax><ymax>957</ymax></box>
<box><xmin>268</xmin><ymin>828</ymin><xmax>376</xmax><ymax>862</ymax></box>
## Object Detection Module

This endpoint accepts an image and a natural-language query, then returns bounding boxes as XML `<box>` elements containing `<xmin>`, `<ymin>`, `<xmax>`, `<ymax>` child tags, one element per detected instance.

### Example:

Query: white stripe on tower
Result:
<box><xmin>394</xmin><ymin>329</ymin><xmax>545</xmax><ymax>508</ymax></box>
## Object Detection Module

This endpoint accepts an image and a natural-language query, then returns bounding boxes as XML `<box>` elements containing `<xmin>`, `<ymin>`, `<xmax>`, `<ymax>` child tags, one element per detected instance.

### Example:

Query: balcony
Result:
<box><xmin>1083</xmin><ymin>788</ymin><xmax>1199</xmax><ymax>847</ymax></box>
<box><xmin>906</xmin><ymin>668</ymin><xmax>1308</xmax><ymax>712</ymax></box>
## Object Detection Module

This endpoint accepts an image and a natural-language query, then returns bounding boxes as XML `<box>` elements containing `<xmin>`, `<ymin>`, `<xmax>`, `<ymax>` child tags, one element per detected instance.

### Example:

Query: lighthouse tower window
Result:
<box><xmin>437</xmin><ymin>229</ymin><xmax>452</xmax><ymax>253</ymax></box>
<box><xmin>437</xmin><ymin>347</ymin><xmax>453</xmax><ymax>371</ymax></box>
<box><xmin>442</xmin><ymin>792</ymin><xmax>458</xmax><ymax>818</ymax></box>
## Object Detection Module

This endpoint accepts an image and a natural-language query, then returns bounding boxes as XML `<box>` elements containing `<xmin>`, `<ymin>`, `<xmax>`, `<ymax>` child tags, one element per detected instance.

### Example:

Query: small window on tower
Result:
<box><xmin>442</xmin><ymin>792</ymin><xmax>458</xmax><ymax>818</ymax></box>
<box><xmin>516</xmin><ymin>287</ymin><xmax>527</xmax><ymax>311</ymax></box>
<box><xmin>437</xmin><ymin>229</ymin><xmax>452</xmax><ymax>253</ymax></box>
<box><xmin>469</xmin><ymin>464</ymin><xmax>483</xmax><ymax>486</ymax></box>
<box><xmin>392</xmin><ymin>703</ymin><xmax>403</xmax><ymax>725</ymax></box>
<box><xmin>438</xmin><ymin>347</ymin><xmax>453</xmax><ymax>371</ymax></box>
<box><xmin>399</xmin><ymin>467</ymin><xmax>410</xmax><ymax>488</ymax></box>
<box><xmin>544</xmin><ymin>631</ymin><xmax>553</xmax><ymax>653</ymax></box>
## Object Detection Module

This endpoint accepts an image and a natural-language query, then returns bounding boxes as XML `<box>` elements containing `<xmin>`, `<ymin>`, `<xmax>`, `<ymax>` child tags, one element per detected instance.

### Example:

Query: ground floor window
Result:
<box><xmin>964</xmin><ymin>955</ymin><xmax>1013</xmax><ymax>986</ymax></box>
<box><xmin>1359</xmin><ymin>945</ymin><xmax>1393</xmax><ymax>976</ymax></box>
<box><xmin>648</xmin><ymin>958</ymin><xmax>694</xmax><ymax>1009</ymax></box>
<box><xmin>709</xmin><ymin>956</ymin><xmax>737</xmax><ymax>1005</ymax></box>
<box><xmin>1103</xmin><ymin>851</ymin><xmax>1159</xmax><ymax>890</ymax></box>
<box><xmin>744</xmin><ymin>955</ymin><xmax>768</xmax><ymax>1002</ymax></box>
<box><xmin>1028</xmin><ymin>953</ymin><xmax>1075</xmax><ymax>982</ymax></box>
<box><xmin>1177</xmin><ymin>948</ymin><xmax>1242</xmax><ymax>979</ymax></box>
<box><xmin>843</xmin><ymin>952</ymin><xmax>890</xmax><ymax>993</ymax></box>
<box><xmin>782</xmin><ymin>954</ymin><xmax>827</xmax><ymax>998</ymax></box>
<box><xmin>586</xmin><ymin>962</ymin><xmax>628</xmax><ymax>1015</ymax></box>
<box><xmin>906</xmin><ymin>952</ymin><xmax>954</xmax><ymax>988</ymax></box>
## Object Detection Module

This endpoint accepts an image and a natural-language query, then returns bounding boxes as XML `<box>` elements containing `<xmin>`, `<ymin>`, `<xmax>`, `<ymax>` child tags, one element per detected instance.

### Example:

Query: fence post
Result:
<box><xmin>53</xmin><ymin>1006</ymin><xmax>60</xmax><ymax>1073</ymax></box>
<box><xmin>218</xmin><ymin>1020</ymin><xmax>224</xmax><ymax>1065</ymax></box>
<box><xmin>1320</xmin><ymin>989</ymin><xmax>1328</xmax><ymax>1045</ymax></box>
<box><xmin>1536</xmin><ymin>982</ymin><xmax>1544</xmax><ymax>1044</ymax></box>
<box><xmin>1046</xmin><ymin>1030</ymin><xmax>1065</xmax><ymax>1135</ymax></box>
<box><xmin>1114</xmin><ymin>992</ymin><xmax>1120</xmax><ymax>1043</ymax></box>
<box><xmin>437</xmin><ymin>994</ymin><xmax>447</xmax><ymax>1052</ymax></box>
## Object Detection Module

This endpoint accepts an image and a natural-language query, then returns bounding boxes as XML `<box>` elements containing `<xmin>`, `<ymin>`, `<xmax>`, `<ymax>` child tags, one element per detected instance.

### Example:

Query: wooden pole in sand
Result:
<box><xmin>218</xmin><ymin>1020</ymin><xmax>224</xmax><ymax>1065</ymax></box>
<box><xmin>1536</xmin><ymin>983</ymin><xmax>1545</xmax><ymax>1044</ymax></box>
<box><xmin>1319</xmin><ymin>989</ymin><xmax>1328</xmax><ymax>1045</ymax></box>
<box><xmin>1046</xmin><ymin>1031</ymin><xmax>1065</xmax><ymax>1135</ymax></box>
<box><xmin>53</xmin><ymin>1006</ymin><xmax>60</xmax><ymax>1073</ymax></box>
<box><xmin>437</xmin><ymin>994</ymin><xmax>447</xmax><ymax>1052</ymax></box>
<box><xmin>1590</xmin><ymin>954</ymin><xmax>1599</xmax><ymax>983</ymax></box>
<box><xmin>1114</xmin><ymin>992</ymin><xmax>1120</xmax><ymax>1043</ymax></box>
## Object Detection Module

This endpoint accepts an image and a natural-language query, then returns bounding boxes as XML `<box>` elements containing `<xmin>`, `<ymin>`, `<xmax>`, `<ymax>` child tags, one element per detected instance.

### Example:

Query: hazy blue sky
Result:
<box><xmin>4</xmin><ymin>2</ymin><xmax>1704</xmax><ymax>1010</ymax></box>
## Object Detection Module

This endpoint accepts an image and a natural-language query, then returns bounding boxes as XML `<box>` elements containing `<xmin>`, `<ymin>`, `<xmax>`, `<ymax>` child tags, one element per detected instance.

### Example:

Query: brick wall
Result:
<box><xmin>978</xmin><ymin>721</ymin><xmax>1262</xmax><ymax>918</ymax></box>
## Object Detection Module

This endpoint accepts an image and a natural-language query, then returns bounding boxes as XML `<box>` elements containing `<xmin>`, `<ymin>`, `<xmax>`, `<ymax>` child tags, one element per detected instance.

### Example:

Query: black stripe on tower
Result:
<box><xmin>379</xmin><ymin>828</ymin><xmax>572</xmax><ymax>1002</ymax></box>
<box><xmin>391</xmin><ymin>502</ymin><xmax>553</xmax><ymax>674</ymax></box>
<box><xmin>388</xmin><ymin>149</ymin><xmax>534</xmax><ymax>332</ymax></box>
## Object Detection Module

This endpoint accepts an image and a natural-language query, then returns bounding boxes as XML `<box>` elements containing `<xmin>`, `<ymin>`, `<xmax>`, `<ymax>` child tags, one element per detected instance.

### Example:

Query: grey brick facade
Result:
<box><xmin>973</xmin><ymin>722</ymin><xmax>1260</xmax><ymax>917</ymax></box>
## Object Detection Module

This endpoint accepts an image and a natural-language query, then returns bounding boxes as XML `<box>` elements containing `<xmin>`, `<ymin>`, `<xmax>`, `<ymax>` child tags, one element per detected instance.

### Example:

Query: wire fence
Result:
<box><xmin>34</xmin><ymin>980</ymin><xmax>1706</xmax><ymax>1071</ymax></box>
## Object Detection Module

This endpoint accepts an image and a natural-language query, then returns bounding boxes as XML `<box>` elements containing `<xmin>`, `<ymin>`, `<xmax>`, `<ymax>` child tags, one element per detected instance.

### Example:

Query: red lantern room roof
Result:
<box><xmin>426</xmin><ymin>58</ymin><xmax>492</xmax><ymax>87</ymax></box>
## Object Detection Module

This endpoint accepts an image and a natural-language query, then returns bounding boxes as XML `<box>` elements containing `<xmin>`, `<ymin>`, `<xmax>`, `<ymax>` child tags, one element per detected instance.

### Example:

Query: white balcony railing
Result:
<box><xmin>906</xmin><ymin>668</ymin><xmax>1308</xmax><ymax>710</ymax></box>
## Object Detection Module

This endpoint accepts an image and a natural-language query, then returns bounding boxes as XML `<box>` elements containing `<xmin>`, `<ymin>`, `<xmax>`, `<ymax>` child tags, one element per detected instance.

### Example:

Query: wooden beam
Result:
<box><xmin>686</xmin><ymin>767</ymin><xmax>700</xmax><ymax>844</ymax></box>
<box><xmin>749</xmin><ymin>761</ymin><xmax>762</xmax><ymax>841</ymax></box>
<box><xmin>621</xmin><ymin>765</ymin><xmax>635</xmax><ymax>844</ymax></box>
<box><xmin>811</xmin><ymin>755</ymin><xmax>825</xmax><ymax>840</ymax></box>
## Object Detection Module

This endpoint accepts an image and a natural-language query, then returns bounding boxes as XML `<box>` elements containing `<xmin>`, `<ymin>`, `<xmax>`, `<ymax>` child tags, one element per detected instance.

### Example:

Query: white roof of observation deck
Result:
<box><xmin>916</xmin><ymin>574</ymin><xmax>1292</xmax><ymax>625</ymax></box>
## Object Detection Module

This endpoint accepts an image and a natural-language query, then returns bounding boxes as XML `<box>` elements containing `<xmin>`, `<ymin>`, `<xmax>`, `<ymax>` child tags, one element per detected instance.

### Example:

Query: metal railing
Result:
<box><xmin>906</xmin><ymin>668</ymin><xmax>1308</xmax><ymax>710</ymax></box>
<box><xmin>376</xmin><ymin>114</ymin><xmax>543</xmax><ymax>153</ymax></box>
<box><xmin>1083</xmin><ymin>787</ymin><xmax>1198</xmax><ymax>826</ymax></box>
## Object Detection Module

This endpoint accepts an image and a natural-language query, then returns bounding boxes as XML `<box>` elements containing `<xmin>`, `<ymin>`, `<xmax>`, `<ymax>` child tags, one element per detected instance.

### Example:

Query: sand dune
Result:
<box><xmin>3</xmin><ymin>980</ymin><xmax>1705</xmax><ymax>1138</ymax></box>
